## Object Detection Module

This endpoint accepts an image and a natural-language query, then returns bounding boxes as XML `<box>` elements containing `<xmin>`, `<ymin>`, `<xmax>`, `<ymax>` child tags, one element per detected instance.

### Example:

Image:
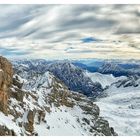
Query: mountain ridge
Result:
<box><xmin>0</xmin><ymin>56</ymin><xmax>117</xmax><ymax>136</ymax></box>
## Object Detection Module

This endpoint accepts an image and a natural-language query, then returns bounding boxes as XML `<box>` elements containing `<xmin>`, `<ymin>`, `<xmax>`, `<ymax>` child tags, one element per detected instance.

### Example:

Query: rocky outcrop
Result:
<box><xmin>0</xmin><ymin>125</ymin><xmax>16</xmax><ymax>136</ymax></box>
<box><xmin>9</xmin><ymin>75</ymin><xmax>25</xmax><ymax>102</ymax></box>
<box><xmin>114</xmin><ymin>75</ymin><xmax>140</xmax><ymax>88</ymax></box>
<box><xmin>13</xmin><ymin>75</ymin><xmax>23</xmax><ymax>89</ymax></box>
<box><xmin>93</xmin><ymin>117</ymin><xmax>117</xmax><ymax>136</ymax></box>
<box><xmin>0</xmin><ymin>56</ymin><xmax>13</xmax><ymax>114</ymax></box>
<box><xmin>24</xmin><ymin>110</ymin><xmax>36</xmax><ymax>134</ymax></box>
<box><xmin>9</xmin><ymin>87</ymin><xmax>25</xmax><ymax>102</ymax></box>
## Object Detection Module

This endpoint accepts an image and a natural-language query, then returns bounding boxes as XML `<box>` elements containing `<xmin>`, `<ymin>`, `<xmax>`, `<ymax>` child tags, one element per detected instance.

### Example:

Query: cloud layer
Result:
<box><xmin>0</xmin><ymin>5</ymin><xmax>140</xmax><ymax>59</ymax></box>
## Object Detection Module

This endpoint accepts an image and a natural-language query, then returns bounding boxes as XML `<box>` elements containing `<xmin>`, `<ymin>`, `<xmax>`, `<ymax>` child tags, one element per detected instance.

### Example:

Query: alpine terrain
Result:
<box><xmin>0</xmin><ymin>56</ymin><xmax>117</xmax><ymax>136</ymax></box>
<box><xmin>11</xmin><ymin>58</ymin><xmax>140</xmax><ymax>136</ymax></box>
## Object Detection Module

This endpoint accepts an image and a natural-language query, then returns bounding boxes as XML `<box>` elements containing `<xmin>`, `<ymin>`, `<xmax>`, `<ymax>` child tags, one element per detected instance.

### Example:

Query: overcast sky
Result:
<box><xmin>0</xmin><ymin>4</ymin><xmax>140</xmax><ymax>59</ymax></box>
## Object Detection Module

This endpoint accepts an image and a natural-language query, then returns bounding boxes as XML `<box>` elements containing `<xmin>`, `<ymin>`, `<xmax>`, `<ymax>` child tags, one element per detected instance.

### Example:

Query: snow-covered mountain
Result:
<box><xmin>8</xmin><ymin>74</ymin><xmax>116</xmax><ymax>136</ymax></box>
<box><xmin>12</xmin><ymin>59</ymin><xmax>51</xmax><ymax>75</ymax></box>
<box><xmin>95</xmin><ymin>75</ymin><xmax>140</xmax><ymax>136</ymax></box>
<box><xmin>9</xmin><ymin>58</ymin><xmax>140</xmax><ymax>136</ymax></box>
<box><xmin>74</xmin><ymin>59</ymin><xmax>140</xmax><ymax>77</ymax></box>
<box><xmin>99</xmin><ymin>62</ymin><xmax>123</xmax><ymax>74</ymax></box>
<box><xmin>45</xmin><ymin>61</ymin><xmax>104</xmax><ymax>97</ymax></box>
<box><xmin>84</xmin><ymin>71</ymin><xmax>126</xmax><ymax>88</ymax></box>
<box><xmin>0</xmin><ymin>56</ymin><xmax>117</xmax><ymax>136</ymax></box>
<box><xmin>13</xmin><ymin>60</ymin><xmax>104</xmax><ymax>98</ymax></box>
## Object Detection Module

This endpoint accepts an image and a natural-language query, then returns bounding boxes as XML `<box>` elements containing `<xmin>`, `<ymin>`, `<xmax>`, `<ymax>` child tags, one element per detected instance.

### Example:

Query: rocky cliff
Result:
<box><xmin>0</xmin><ymin>56</ymin><xmax>13</xmax><ymax>114</ymax></box>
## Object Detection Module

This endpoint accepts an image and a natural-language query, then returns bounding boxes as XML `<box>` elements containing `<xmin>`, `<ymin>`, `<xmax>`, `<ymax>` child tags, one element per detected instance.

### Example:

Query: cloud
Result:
<box><xmin>0</xmin><ymin>5</ymin><xmax>139</xmax><ymax>59</ymax></box>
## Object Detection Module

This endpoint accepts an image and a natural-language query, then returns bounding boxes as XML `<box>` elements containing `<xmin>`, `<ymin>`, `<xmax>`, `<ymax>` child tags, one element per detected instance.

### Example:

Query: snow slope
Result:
<box><xmin>0</xmin><ymin>70</ymin><xmax>116</xmax><ymax>136</ymax></box>
<box><xmin>96</xmin><ymin>80</ymin><xmax>140</xmax><ymax>136</ymax></box>
<box><xmin>84</xmin><ymin>71</ymin><xmax>125</xmax><ymax>88</ymax></box>
<box><xmin>35</xmin><ymin>106</ymin><xmax>88</xmax><ymax>136</ymax></box>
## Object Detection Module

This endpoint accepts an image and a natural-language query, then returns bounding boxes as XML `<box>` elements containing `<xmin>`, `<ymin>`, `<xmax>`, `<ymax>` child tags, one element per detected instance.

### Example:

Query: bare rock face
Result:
<box><xmin>0</xmin><ymin>56</ymin><xmax>13</xmax><ymax>114</ymax></box>
<box><xmin>93</xmin><ymin>117</ymin><xmax>117</xmax><ymax>136</ymax></box>
<box><xmin>24</xmin><ymin>110</ymin><xmax>36</xmax><ymax>134</ymax></box>
<box><xmin>9</xmin><ymin>75</ymin><xmax>25</xmax><ymax>102</ymax></box>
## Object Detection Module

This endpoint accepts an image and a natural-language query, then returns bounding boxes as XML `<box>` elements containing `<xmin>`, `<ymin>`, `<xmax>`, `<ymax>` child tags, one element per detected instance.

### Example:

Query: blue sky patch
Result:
<box><xmin>81</xmin><ymin>37</ymin><xmax>100</xmax><ymax>43</ymax></box>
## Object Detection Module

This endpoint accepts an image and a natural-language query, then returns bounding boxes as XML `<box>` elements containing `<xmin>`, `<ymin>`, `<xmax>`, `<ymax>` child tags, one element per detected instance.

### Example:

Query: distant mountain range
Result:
<box><xmin>12</xmin><ymin>58</ymin><xmax>140</xmax><ymax>77</ymax></box>
<box><xmin>73</xmin><ymin>59</ymin><xmax>140</xmax><ymax>77</ymax></box>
